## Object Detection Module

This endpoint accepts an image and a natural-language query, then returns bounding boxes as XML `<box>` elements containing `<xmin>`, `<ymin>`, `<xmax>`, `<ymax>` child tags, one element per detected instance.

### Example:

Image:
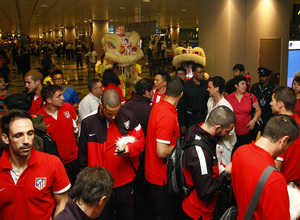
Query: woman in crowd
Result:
<box><xmin>225</xmin><ymin>75</ymin><xmax>261</xmax><ymax>155</ymax></box>
<box><xmin>0</xmin><ymin>74</ymin><xmax>13</xmax><ymax>115</ymax></box>
<box><xmin>292</xmin><ymin>76</ymin><xmax>300</xmax><ymax>117</ymax></box>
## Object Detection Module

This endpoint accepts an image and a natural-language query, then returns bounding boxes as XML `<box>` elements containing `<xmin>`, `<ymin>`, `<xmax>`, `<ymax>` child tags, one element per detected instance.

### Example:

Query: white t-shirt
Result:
<box><xmin>87</xmin><ymin>51</ymin><xmax>97</xmax><ymax>63</ymax></box>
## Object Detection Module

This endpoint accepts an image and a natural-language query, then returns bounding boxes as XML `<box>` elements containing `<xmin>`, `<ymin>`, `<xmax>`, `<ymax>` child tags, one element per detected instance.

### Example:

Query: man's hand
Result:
<box><xmin>115</xmin><ymin>144</ymin><xmax>129</xmax><ymax>157</ymax></box>
<box><xmin>225</xmin><ymin>162</ymin><xmax>232</xmax><ymax>174</ymax></box>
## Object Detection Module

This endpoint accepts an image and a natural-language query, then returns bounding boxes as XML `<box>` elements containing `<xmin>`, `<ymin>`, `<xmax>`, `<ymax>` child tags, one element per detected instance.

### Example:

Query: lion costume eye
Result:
<box><xmin>182</xmin><ymin>49</ymin><xmax>186</xmax><ymax>54</ymax></box>
<box><xmin>194</xmin><ymin>51</ymin><xmax>199</xmax><ymax>55</ymax></box>
<box><xmin>108</xmin><ymin>42</ymin><xmax>116</xmax><ymax>49</ymax></box>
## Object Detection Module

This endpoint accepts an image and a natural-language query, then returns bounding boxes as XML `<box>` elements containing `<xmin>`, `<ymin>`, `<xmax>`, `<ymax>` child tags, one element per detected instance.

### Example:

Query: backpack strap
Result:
<box><xmin>183</xmin><ymin>139</ymin><xmax>213</xmax><ymax>157</ymax></box>
<box><xmin>244</xmin><ymin>165</ymin><xmax>279</xmax><ymax>220</ymax></box>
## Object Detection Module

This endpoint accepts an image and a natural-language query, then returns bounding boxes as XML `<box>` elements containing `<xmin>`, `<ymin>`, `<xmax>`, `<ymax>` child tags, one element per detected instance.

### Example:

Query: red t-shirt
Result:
<box><xmin>145</xmin><ymin>100</ymin><xmax>180</xmax><ymax>186</ymax></box>
<box><xmin>104</xmin><ymin>121</ymin><xmax>136</xmax><ymax>188</ymax></box>
<box><xmin>37</xmin><ymin>102</ymin><xmax>78</xmax><ymax>164</ymax></box>
<box><xmin>277</xmin><ymin>113</ymin><xmax>300</xmax><ymax>185</ymax></box>
<box><xmin>232</xmin><ymin>142</ymin><xmax>290</xmax><ymax>220</ymax></box>
<box><xmin>29</xmin><ymin>95</ymin><xmax>43</xmax><ymax>115</ymax></box>
<box><xmin>151</xmin><ymin>90</ymin><xmax>165</xmax><ymax>107</ymax></box>
<box><xmin>293</xmin><ymin>98</ymin><xmax>300</xmax><ymax>118</ymax></box>
<box><xmin>103</xmin><ymin>83</ymin><xmax>126</xmax><ymax>104</ymax></box>
<box><xmin>225</xmin><ymin>92</ymin><xmax>257</xmax><ymax>135</ymax></box>
<box><xmin>0</xmin><ymin>148</ymin><xmax>70</xmax><ymax>220</ymax></box>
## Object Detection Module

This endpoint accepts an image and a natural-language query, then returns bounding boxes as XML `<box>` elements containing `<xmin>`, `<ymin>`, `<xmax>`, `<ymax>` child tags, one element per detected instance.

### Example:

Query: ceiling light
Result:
<box><xmin>84</xmin><ymin>20</ymin><xmax>87</xmax><ymax>22</ymax></box>
<box><xmin>181</xmin><ymin>9</ymin><xmax>186</xmax><ymax>12</ymax></box>
<box><xmin>75</xmin><ymin>26</ymin><xmax>78</xmax><ymax>28</ymax></box>
<box><xmin>110</xmin><ymin>20</ymin><xmax>113</xmax><ymax>21</ymax></box>
<box><xmin>120</xmin><ymin>7</ymin><xmax>125</xmax><ymax>10</ymax></box>
<box><xmin>41</xmin><ymin>4</ymin><xmax>48</xmax><ymax>8</ymax></box>
<box><xmin>143</xmin><ymin>0</ymin><xmax>150</xmax><ymax>2</ymax></box>
<box><xmin>89</xmin><ymin>19</ymin><xmax>92</xmax><ymax>21</ymax></box>
<box><xmin>61</xmin><ymin>26</ymin><xmax>65</xmax><ymax>28</ymax></box>
<box><xmin>158</xmin><ymin>13</ymin><xmax>162</xmax><ymax>16</ymax></box>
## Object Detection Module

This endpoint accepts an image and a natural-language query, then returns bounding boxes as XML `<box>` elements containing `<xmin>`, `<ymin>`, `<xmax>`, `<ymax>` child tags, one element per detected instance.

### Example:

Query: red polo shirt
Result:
<box><xmin>225</xmin><ymin>92</ymin><xmax>257</xmax><ymax>135</ymax></box>
<box><xmin>232</xmin><ymin>142</ymin><xmax>290</xmax><ymax>219</ymax></box>
<box><xmin>151</xmin><ymin>90</ymin><xmax>165</xmax><ymax>106</ymax></box>
<box><xmin>277</xmin><ymin>113</ymin><xmax>300</xmax><ymax>185</ymax></box>
<box><xmin>145</xmin><ymin>100</ymin><xmax>180</xmax><ymax>186</ymax></box>
<box><xmin>0</xmin><ymin>148</ymin><xmax>70</xmax><ymax>220</ymax></box>
<box><xmin>38</xmin><ymin>102</ymin><xmax>78</xmax><ymax>164</ymax></box>
<box><xmin>29</xmin><ymin>95</ymin><xmax>43</xmax><ymax>115</ymax></box>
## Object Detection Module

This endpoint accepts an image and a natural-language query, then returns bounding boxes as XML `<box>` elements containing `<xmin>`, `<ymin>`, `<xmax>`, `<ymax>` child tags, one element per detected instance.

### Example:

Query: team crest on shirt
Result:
<box><xmin>64</xmin><ymin>111</ymin><xmax>70</xmax><ymax>118</ymax></box>
<box><xmin>124</xmin><ymin>120</ymin><xmax>130</xmax><ymax>129</ymax></box>
<box><xmin>35</xmin><ymin>178</ymin><xmax>47</xmax><ymax>190</ymax></box>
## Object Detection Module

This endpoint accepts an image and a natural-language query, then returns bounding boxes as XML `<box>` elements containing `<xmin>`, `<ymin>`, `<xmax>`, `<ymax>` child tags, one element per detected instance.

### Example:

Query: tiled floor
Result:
<box><xmin>9</xmin><ymin>54</ymin><xmax>169</xmax><ymax>101</ymax></box>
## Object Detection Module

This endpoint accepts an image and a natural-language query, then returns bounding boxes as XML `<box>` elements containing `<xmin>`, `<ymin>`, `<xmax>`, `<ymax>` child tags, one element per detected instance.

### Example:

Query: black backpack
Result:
<box><xmin>167</xmin><ymin>135</ymin><xmax>213</xmax><ymax>197</ymax></box>
<box><xmin>34</xmin><ymin>129</ymin><xmax>62</xmax><ymax>161</ymax></box>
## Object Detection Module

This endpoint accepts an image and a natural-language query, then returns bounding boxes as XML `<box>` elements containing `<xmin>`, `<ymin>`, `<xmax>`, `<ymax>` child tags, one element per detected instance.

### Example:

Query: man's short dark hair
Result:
<box><xmin>208</xmin><ymin>76</ymin><xmax>225</xmax><ymax>94</ymax></box>
<box><xmin>1</xmin><ymin>109</ymin><xmax>32</xmax><ymax>136</ymax></box>
<box><xmin>175</xmin><ymin>66</ymin><xmax>186</xmax><ymax>74</ymax></box>
<box><xmin>156</xmin><ymin>70</ymin><xmax>171</xmax><ymax>83</ymax></box>
<box><xmin>273</xmin><ymin>86</ymin><xmax>296</xmax><ymax>112</ymax></box>
<box><xmin>4</xmin><ymin>94</ymin><xmax>30</xmax><ymax>111</ymax></box>
<box><xmin>135</xmin><ymin>78</ymin><xmax>154</xmax><ymax>96</ymax></box>
<box><xmin>234</xmin><ymin>75</ymin><xmax>247</xmax><ymax>85</ymax></box>
<box><xmin>192</xmin><ymin>63</ymin><xmax>204</xmax><ymax>73</ymax></box>
<box><xmin>206</xmin><ymin>106</ymin><xmax>236</xmax><ymax>129</ymax></box>
<box><xmin>263</xmin><ymin>115</ymin><xmax>299</xmax><ymax>144</ymax></box>
<box><xmin>102</xmin><ymin>69</ymin><xmax>121</xmax><ymax>87</ymax></box>
<box><xmin>41</xmin><ymin>85</ymin><xmax>62</xmax><ymax>102</ymax></box>
<box><xmin>233</xmin><ymin>64</ymin><xmax>245</xmax><ymax>72</ymax></box>
<box><xmin>51</xmin><ymin>69</ymin><xmax>63</xmax><ymax>79</ymax></box>
<box><xmin>72</xmin><ymin>167</ymin><xmax>114</xmax><ymax>204</ymax></box>
<box><xmin>88</xmin><ymin>79</ymin><xmax>101</xmax><ymax>92</ymax></box>
<box><xmin>101</xmin><ymin>89</ymin><xmax>121</xmax><ymax>108</ymax></box>
<box><xmin>165</xmin><ymin>77</ymin><xmax>184</xmax><ymax>97</ymax></box>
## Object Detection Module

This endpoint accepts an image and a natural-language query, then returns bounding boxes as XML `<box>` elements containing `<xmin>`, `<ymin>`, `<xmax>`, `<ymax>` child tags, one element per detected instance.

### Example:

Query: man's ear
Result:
<box><xmin>180</xmin><ymin>91</ymin><xmax>183</xmax><ymax>98</ymax></box>
<box><xmin>214</xmin><ymin>125</ymin><xmax>222</xmax><ymax>134</ymax></box>
<box><xmin>46</xmin><ymin>97</ymin><xmax>52</xmax><ymax>104</ymax></box>
<box><xmin>1</xmin><ymin>133</ymin><xmax>9</xmax><ymax>145</ymax></box>
<box><xmin>277</xmin><ymin>101</ymin><xmax>284</xmax><ymax>109</ymax></box>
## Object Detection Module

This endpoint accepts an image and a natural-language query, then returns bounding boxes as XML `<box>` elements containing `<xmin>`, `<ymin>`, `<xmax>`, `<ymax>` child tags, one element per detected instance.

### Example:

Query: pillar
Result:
<box><xmin>65</xmin><ymin>27</ymin><xmax>75</xmax><ymax>44</ymax></box>
<box><xmin>170</xmin><ymin>27</ymin><xmax>179</xmax><ymax>45</ymax></box>
<box><xmin>92</xmin><ymin>20</ymin><xmax>108</xmax><ymax>57</ymax></box>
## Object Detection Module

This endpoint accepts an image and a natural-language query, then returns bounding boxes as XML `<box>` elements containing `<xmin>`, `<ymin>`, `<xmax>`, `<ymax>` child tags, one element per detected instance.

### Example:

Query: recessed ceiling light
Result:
<box><xmin>181</xmin><ymin>9</ymin><xmax>186</xmax><ymax>12</ymax></box>
<box><xmin>158</xmin><ymin>13</ymin><xmax>162</xmax><ymax>16</ymax></box>
<box><xmin>41</xmin><ymin>4</ymin><xmax>48</xmax><ymax>8</ymax></box>
<box><xmin>110</xmin><ymin>20</ymin><xmax>113</xmax><ymax>21</ymax></box>
<box><xmin>143</xmin><ymin>0</ymin><xmax>150</xmax><ymax>2</ymax></box>
<box><xmin>84</xmin><ymin>20</ymin><xmax>87</xmax><ymax>22</ymax></box>
<box><xmin>89</xmin><ymin>19</ymin><xmax>92</xmax><ymax>21</ymax></box>
<box><xmin>75</xmin><ymin>26</ymin><xmax>78</xmax><ymax>28</ymax></box>
<box><xmin>61</xmin><ymin>26</ymin><xmax>65</xmax><ymax>28</ymax></box>
<box><xmin>120</xmin><ymin>7</ymin><xmax>125</xmax><ymax>10</ymax></box>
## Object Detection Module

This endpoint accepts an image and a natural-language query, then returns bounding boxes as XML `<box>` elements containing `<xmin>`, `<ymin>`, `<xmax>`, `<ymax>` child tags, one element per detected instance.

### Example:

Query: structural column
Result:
<box><xmin>92</xmin><ymin>20</ymin><xmax>108</xmax><ymax>57</ymax></box>
<box><xmin>170</xmin><ymin>27</ymin><xmax>179</xmax><ymax>45</ymax></box>
<box><xmin>65</xmin><ymin>27</ymin><xmax>75</xmax><ymax>44</ymax></box>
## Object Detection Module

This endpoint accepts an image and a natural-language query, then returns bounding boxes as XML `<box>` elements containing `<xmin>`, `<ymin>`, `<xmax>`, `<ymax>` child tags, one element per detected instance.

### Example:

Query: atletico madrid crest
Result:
<box><xmin>64</xmin><ymin>111</ymin><xmax>70</xmax><ymax>118</ymax></box>
<box><xmin>35</xmin><ymin>178</ymin><xmax>47</xmax><ymax>190</ymax></box>
<box><xmin>124</xmin><ymin>120</ymin><xmax>130</xmax><ymax>130</ymax></box>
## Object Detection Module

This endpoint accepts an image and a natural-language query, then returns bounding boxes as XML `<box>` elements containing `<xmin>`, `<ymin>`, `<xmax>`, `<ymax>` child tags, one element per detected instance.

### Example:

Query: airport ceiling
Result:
<box><xmin>0</xmin><ymin>0</ymin><xmax>199</xmax><ymax>37</ymax></box>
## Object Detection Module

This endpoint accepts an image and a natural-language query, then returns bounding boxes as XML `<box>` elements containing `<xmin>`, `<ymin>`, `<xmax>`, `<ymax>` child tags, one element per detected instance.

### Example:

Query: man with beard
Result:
<box><xmin>182</xmin><ymin>106</ymin><xmax>236</xmax><ymax>220</ymax></box>
<box><xmin>0</xmin><ymin>110</ymin><xmax>70</xmax><ymax>219</ymax></box>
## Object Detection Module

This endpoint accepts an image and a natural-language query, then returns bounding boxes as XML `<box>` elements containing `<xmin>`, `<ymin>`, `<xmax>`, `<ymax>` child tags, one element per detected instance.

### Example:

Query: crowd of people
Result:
<box><xmin>0</xmin><ymin>43</ymin><xmax>300</xmax><ymax>220</ymax></box>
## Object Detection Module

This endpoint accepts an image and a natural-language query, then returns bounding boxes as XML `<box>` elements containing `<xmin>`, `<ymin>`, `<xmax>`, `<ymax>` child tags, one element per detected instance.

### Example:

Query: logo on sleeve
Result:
<box><xmin>35</xmin><ymin>178</ymin><xmax>47</xmax><ymax>190</ymax></box>
<box><xmin>64</xmin><ymin>111</ymin><xmax>70</xmax><ymax>118</ymax></box>
<box><xmin>124</xmin><ymin>120</ymin><xmax>130</xmax><ymax>130</ymax></box>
